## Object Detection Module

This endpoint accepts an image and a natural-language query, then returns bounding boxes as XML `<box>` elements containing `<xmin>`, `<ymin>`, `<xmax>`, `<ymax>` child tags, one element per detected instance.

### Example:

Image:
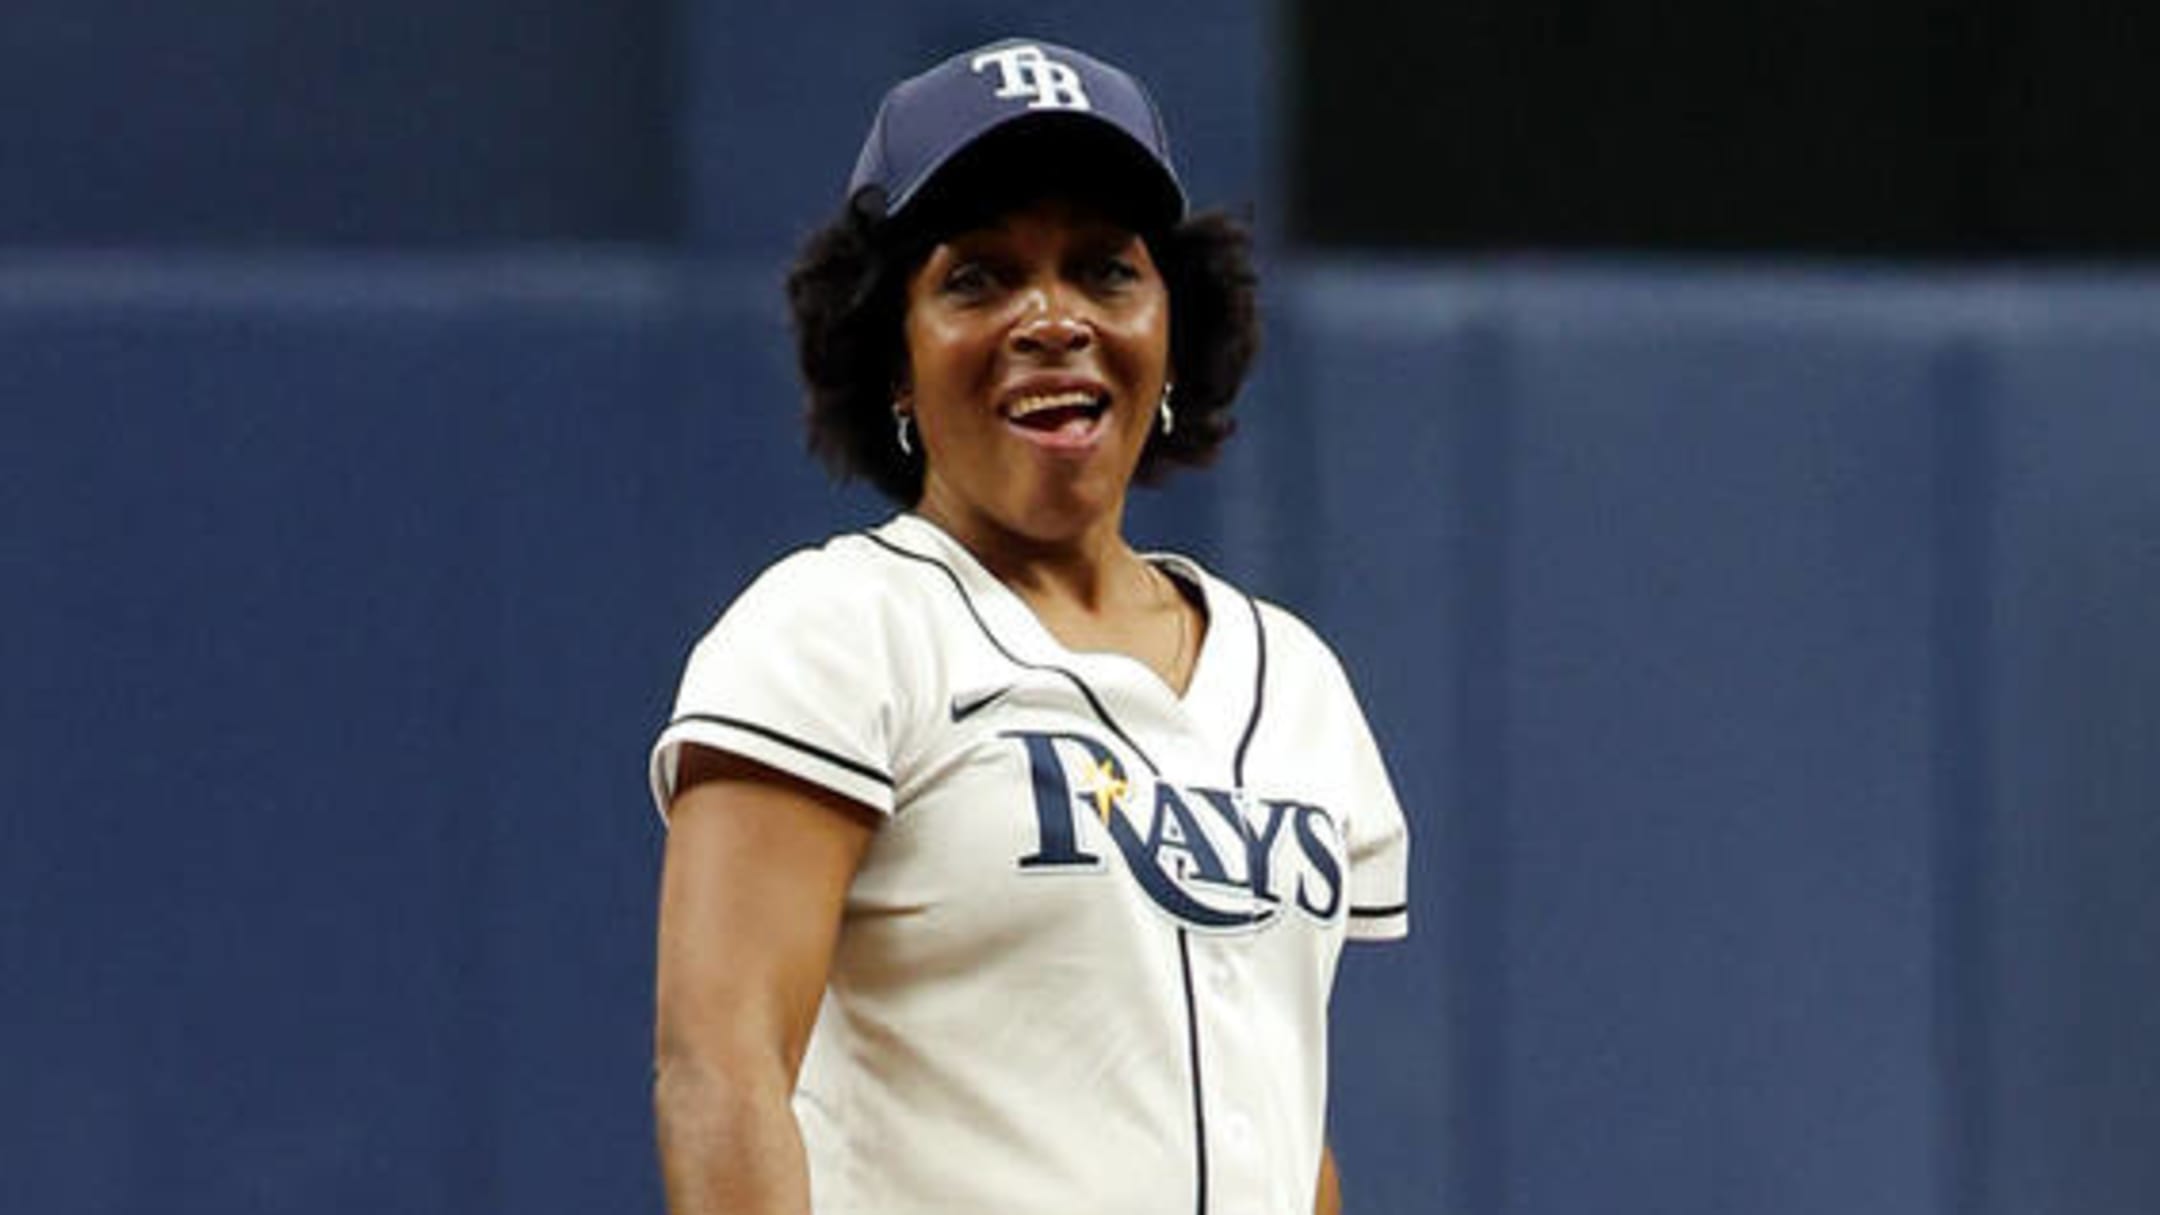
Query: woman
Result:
<box><xmin>650</xmin><ymin>38</ymin><xmax>1408</xmax><ymax>1215</ymax></box>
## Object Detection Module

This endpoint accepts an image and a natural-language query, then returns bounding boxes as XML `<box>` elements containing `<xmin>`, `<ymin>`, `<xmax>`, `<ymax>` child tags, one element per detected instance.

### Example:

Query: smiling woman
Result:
<box><xmin>649</xmin><ymin>37</ymin><xmax>1409</xmax><ymax>1215</ymax></box>
<box><xmin>786</xmin><ymin>117</ymin><xmax>1256</xmax><ymax>512</ymax></box>
<box><xmin>901</xmin><ymin>197</ymin><xmax>1171</xmax><ymax>549</ymax></box>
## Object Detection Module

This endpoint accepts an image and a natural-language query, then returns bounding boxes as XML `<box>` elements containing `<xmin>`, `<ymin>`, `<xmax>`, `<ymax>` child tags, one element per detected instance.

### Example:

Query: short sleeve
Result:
<box><xmin>648</xmin><ymin>547</ymin><xmax>912</xmax><ymax>822</ymax></box>
<box><xmin>1258</xmin><ymin>601</ymin><xmax>1410</xmax><ymax>942</ymax></box>
<box><xmin>1337</xmin><ymin>686</ymin><xmax>1410</xmax><ymax>942</ymax></box>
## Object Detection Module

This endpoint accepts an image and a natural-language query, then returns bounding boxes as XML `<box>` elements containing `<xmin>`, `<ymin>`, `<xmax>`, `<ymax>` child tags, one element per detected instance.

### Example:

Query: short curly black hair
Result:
<box><xmin>785</xmin><ymin>165</ymin><xmax>1260</xmax><ymax>506</ymax></box>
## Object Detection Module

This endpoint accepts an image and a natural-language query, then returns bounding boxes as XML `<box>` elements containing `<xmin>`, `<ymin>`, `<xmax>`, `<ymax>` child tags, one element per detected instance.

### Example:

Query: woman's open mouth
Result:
<box><xmin>1001</xmin><ymin>388</ymin><xmax>1110</xmax><ymax>449</ymax></box>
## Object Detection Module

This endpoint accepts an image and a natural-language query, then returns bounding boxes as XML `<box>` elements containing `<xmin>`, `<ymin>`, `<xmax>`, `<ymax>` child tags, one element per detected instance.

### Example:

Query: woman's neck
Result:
<box><xmin>913</xmin><ymin>493</ymin><xmax>1144</xmax><ymax>615</ymax></box>
<box><xmin>912</xmin><ymin>490</ymin><xmax>1202</xmax><ymax>695</ymax></box>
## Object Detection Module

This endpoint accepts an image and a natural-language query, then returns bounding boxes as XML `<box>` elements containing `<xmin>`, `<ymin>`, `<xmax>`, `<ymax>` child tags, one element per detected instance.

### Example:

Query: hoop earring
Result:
<box><xmin>1158</xmin><ymin>382</ymin><xmax>1176</xmax><ymax>436</ymax></box>
<box><xmin>894</xmin><ymin>409</ymin><xmax>914</xmax><ymax>456</ymax></box>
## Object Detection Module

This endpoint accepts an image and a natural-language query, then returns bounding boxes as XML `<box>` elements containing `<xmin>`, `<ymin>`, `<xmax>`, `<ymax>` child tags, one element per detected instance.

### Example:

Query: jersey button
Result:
<box><xmin>1209</xmin><ymin>957</ymin><xmax>1237</xmax><ymax>995</ymax></box>
<box><xmin>1223</xmin><ymin>1111</ymin><xmax>1256</xmax><ymax>1155</ymax></box>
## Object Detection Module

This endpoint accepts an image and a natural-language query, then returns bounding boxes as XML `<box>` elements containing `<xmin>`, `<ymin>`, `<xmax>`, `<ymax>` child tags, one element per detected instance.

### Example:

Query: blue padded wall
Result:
<box><xmin>1977</xmin><ymin>302</ymin><xmax>2160</xmax><ymax>1214</ymax></box>
<box><xmin>1283</xmin><ymin>269</ymin><xmax>1952</xmax><ymax>1214</ymax></box>
<box><xmin>3</xmin><ymin>257</ymin><xmax>705</xmax><ymax>1213</ymax></box>
<box><xmin>1485</xmin><ymin>275</ymin><xmax>1943</xmax><ymax>1215</ymax></box>
<box><xmin>1281</xmin><ymin>270</ymin><xmax>2160</xmax><ymax>1215</ymax></box>
<box><xmin>0</xmin><ymin>2</ymin><xmax>676</xmax><ymax>244</ymax></box>
<box><xmin>1271</xmin><ymin>270</ymin><xmax>1491</xmax><ymax>1214</ymax></box>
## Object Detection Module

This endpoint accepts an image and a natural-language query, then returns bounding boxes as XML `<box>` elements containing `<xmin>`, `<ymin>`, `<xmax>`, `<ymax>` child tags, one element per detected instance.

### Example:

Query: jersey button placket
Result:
<box><xmin>1197</xmin><ymin>939</ymin><xmax>1272</xmax><ymax>1215</ymax></box>
<box><xmin>1223</xmin><ymin>1110</ymin><xmax>1255</xmax><ymax>1153</ymax></box>
<box><xmin>1217</xmin><ymin>1108</ymin><xmax>1268</xmax><ymax>1215</ymax></box>
<box><xmin>1208</xmin><ymin>954</ymin><xmax>1238</xmax><ymax>997</ymax></box>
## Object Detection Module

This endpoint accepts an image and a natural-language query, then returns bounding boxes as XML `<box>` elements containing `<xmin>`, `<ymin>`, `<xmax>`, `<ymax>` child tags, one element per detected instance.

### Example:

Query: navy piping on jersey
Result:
<box><xmin>1203</xmin><ymin>594</ymin><xmax>1270</xmax><ymax>1215</ymax></box>
<box><xmin>666</xmin><ymin>712</ymin><xmax>894</xmax><ymax>788</ymax></box>
<box><xmin>1231</xmin><ymin>592</ymin><xmax>1268</xmax><ymax>786</ymax></box>
<box><xmin>860</xmin><ymin>530</ymin><xmax>1163</xmax><ymax>776</ymax></box>
<box><xmin>1351</xmin><ymin>902</ymin><xmax>1409</xmax><ymax>918</ymax></box>
<box><xmin>1176</xmin><ymin>929</ymin><xmax>1210</xmax><ymax>1215</ymax></box>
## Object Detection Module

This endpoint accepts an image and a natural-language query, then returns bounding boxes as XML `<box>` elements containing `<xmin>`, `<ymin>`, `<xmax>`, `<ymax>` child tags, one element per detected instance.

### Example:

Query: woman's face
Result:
<box><xmin>899</xmin><ymin>196</ymin><xmax>1170</xmax><ymax>546</ymax></box>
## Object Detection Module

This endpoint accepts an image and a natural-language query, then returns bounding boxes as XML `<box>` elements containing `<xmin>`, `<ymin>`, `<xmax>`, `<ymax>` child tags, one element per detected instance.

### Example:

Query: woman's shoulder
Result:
<box><xmin>706</xmin><ymin>518</ymin><xmax>943</xmax><ymax>636</ymax></box>
<box><xmin>735</xmin><ymin>528</ymin><xmax>890</xmax><ymax>600</ymax></box>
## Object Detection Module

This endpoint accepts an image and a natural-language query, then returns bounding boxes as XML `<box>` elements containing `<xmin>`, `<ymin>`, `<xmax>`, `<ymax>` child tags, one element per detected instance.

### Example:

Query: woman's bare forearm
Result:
<box><xmin>654</xmin><ymin>1055</ymin><xmax>812</xmax><ymax>1215</ymax></box>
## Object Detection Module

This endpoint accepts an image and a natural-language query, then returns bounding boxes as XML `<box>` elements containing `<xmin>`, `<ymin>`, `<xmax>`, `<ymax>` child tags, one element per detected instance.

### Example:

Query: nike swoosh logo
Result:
<box><xmin>949</xmin><ymin>686</ymin><xmax>1012</xmax><ymax>722</ymax></box>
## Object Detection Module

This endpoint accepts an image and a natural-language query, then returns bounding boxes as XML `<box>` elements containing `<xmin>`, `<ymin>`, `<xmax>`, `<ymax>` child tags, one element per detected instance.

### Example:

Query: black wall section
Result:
<box><xmin>0</xmin><ymin>0</ymin><xmax>678</xmax><ymax>245</ymax></box>
<box><xmin>1289</xmin><ymin>0</ymin><xmax>2160</xmax><ymax>256</ymax></box>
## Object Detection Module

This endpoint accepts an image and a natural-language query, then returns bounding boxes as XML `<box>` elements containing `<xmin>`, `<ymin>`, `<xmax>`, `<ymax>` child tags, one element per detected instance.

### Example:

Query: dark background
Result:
<box><xmin>1291</xmin><ymin>0</ymin><xmax>2160</xmax><ymax>256</ymax></box>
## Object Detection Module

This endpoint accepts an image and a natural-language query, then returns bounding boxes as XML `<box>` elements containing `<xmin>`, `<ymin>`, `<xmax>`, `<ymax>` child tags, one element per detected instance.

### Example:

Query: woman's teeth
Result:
<box><xmin>1006</xmin><ymin>390</ymin><xmax>1101</xmax><ymax>420</ymax></box>
<box><xmin>1005</xmin><ymin>390</ymin><xmax>1107</xmax><ymax>434</ymax></box>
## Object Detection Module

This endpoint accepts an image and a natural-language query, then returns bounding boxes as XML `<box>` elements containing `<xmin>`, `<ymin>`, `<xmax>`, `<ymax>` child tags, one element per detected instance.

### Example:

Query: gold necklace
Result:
<box><xmin>1155</xmin><ymin>562</ymin><xmax>1189</xmax><ymax>684</ymax></box>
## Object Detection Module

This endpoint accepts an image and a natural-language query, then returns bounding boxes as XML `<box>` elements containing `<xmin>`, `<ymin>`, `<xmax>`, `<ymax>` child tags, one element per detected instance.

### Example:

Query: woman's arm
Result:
<box><xmin>653</xmin><ymin>746</ymin><xmax>879</xmax><ymax>1215</ymax></box>
<box><xmin>1316</xmin><ymin>1142</ymin><xmax>1343</xmax><ymax>1215</ymax></box>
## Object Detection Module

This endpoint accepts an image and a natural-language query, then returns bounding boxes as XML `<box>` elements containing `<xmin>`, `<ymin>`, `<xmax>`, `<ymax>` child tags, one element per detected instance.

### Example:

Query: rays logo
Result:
<box><xmin>969</xmin><ymin>44</ymin><xmax>1092</xmax><ymax>112</ymax></box>
<box><xmin>1002</xmin><ymin>730</ymin><xmax>1344</xmax><ymax>932</ymax></box>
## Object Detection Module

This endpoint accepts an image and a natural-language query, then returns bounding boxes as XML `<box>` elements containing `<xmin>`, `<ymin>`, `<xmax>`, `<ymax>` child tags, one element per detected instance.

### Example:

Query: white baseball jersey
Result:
<box><xmin>650</xmin><ymin>513</ymin><xmax>1409</xmax><ymax>1215</ymax></box>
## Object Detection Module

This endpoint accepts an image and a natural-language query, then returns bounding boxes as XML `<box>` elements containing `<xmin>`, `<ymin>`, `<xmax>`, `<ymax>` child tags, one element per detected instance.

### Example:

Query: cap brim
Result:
<box><xmin>885</xmin><ymin>111</ymin><xmax>1186</xmax><ymax>236</ymax></box>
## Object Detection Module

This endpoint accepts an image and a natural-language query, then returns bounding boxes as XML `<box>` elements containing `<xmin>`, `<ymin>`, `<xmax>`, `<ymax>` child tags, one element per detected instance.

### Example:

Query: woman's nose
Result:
<box><xmin>1009</xmin><ymin>288</ymin><xmax>1093</xmax><ymax>355</ymax></box>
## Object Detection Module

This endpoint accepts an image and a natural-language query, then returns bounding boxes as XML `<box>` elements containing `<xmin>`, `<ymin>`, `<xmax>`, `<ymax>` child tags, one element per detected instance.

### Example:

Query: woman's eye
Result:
<box><xmin>1088</xmin><ymin>258</ymin><xmax>1140</xmax><ymax>287</ymax></box>
<box><xmin>941</xmin><ymin>262</ymin><xmax>995</xmax><ymax>296</ymax></box>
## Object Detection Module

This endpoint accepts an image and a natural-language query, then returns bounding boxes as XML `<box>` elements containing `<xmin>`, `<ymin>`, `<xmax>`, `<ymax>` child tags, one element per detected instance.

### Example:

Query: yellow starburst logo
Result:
<box><xmin>1078</xmin><ymin>756</ymin><xmax>1129</xmax><ymax>825</ymax></box>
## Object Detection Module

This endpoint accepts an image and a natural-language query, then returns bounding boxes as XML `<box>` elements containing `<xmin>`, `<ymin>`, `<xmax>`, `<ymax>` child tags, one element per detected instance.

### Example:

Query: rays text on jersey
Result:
<box><xmin>1001</xmin><ymin>729</ymin><xmax>1345</xmax><ymax>933</ymax></box>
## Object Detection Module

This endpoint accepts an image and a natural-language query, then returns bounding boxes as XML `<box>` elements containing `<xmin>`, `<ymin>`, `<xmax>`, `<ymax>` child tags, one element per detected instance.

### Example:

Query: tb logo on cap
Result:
<box><xmin>970</xmin><ymin>44</ymin><xmax>1092</xmax><ymax>112</ymax></box>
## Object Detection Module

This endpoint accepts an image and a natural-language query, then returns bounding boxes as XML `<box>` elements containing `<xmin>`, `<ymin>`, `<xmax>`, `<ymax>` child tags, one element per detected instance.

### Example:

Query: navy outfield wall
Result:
<box><xmin>5</xmin><ymin>258</ymin><xmax>2157</xmax><ymax>1215</ymax></box>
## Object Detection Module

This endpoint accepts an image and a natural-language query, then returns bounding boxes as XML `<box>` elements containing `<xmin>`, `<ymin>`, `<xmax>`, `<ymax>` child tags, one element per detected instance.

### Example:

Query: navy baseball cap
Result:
<box><xmin>846</xmin><ymin>38</ymin><xmax>1188</xmax><ymax>231</ymax></box>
